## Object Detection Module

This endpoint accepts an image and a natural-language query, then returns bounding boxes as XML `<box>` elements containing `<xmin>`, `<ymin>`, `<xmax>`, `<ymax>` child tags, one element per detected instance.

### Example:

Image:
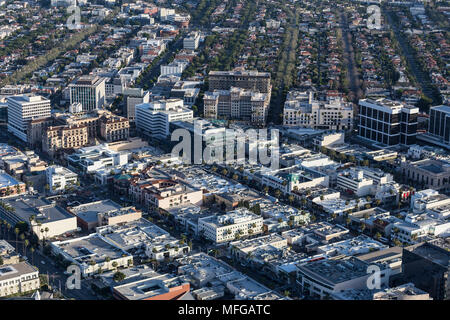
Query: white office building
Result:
<box><xmin>7</xmin><ymin>95</ymin><xmax>51</xmax><ymax>142</ymax></box>
<box><xmin>69</xmin><ymin>76</ymin><xmax>106</xmax><ymax>112</ymax></box>
<box><xmin>198</xmin><ymin>208</ymin><xmax>263</xmax><ymax>244</ymax></box>
<box><xmin>135</xmin><ymin>99</ymin><xmax>193</xmax><ymax>138</ymax></box>
<box><xmin>183</xmin><ymin>32</ymin><xmax>200</xmax><ymax>50</ymax></box>
<box><xmin>46</xmin><ymin>165</ymin><xmax>78</xmax><ymax>194</ymax></box>
<box><xmin>160</xmin><ymin>61</ymin><xmax>188</xmax><ymax>77</ymax></box>
<box><xmin>337</xmin><ymin>169</ymin><xmax>375</xmax><ymax>197</ymax></box>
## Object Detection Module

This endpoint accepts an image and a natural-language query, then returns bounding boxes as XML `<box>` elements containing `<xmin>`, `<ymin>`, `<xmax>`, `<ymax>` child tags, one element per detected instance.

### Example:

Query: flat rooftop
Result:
<box><xmin>0</xmin><ymin>262</ymin><xmax>38</xmax><ymax>282</ymax></box>
<box><xmin>1</xmin><ymin>195</ymin><xmax>73</xmax><ymax>223</ymax></box>
<box><xmin>0</xmin><ymin>172</ymin><xmax>22</xmax><ymax>189</ymax></box>
<box><xmin>113</xmin><ymin>273</ymin><xmax>188</xmax><ymax>300</ymax></box>
<box><xmin>69</xmin><ymin>200</ymin><xmax>123</xmax><ymax>223</ymax></box>
<box><xmin>406</xmin><ymin>242</ymin><xmax>449</xmax><ymax>267</ymax></box>
<box><xmin>54</xmin><ymin>234</ymin><xmax>129</xmax><ymax>264</ymax></box>
<box><xmin>297</xmin><ymin>256</ymin><xmax>370</xmax><ymax>285</ymax></box>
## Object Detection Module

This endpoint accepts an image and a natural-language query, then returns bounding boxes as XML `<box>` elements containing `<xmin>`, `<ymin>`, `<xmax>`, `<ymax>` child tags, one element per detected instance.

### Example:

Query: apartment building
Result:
<box><xmin>208</xmin><ymin>70</ymin><xmax>271</xmax><ymax>94</ymax></box>
<box><xmin>203</xmin><ymin>87</ymin><xmax>269</xmax><ymax>123</ymax></box>
<box><xmin>358</xmin><ymin>98</ymin><xmax>418</xmax><ymax>146</ymax></box>
<box><xmin>283</xmin><ymin>91</ymin><xmax>353</xmax><ymax>130</ymax></box>
<box><xmin>0</xmin><ymin>262</ymin><xmax>40</xmax><ymax>297</ymax></box>
<box><xmin>198</xmin><ymin>208</ymin><xmax>264</xmax><ymax>244</ymax></box>
<box><xmin>7</xmin><ymin>95</ymin><xmax>51</xmax><ymax>142</ymax></box>
<box><xmin>135</xmin><ymin>99</ymin><xmax>193</xmax><ymax>138</ymax></box>
<box><xmin>69</xmin><ymin>76</ymin><xmax>106</xmax><ymax>112</ymax></box>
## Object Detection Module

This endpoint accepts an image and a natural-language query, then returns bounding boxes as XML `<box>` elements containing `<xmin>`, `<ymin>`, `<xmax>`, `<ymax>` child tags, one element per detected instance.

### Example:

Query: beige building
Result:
<box><xmin>203</xmin><ymin>87</ymin><xmax>269</xmax><ymax>123</ymax></box>
<box><xmin>0</xmin><ymin>262</ymin><xmax>40</xmax><ymax>297</ymax></box>
<box><xmin>283</xmin><ymin>91</ymin><xmax>353</xmax><ymax>130</ymax></box>
<box><xmin>401</xmin><ymin>159</ymin><xmax>450</xmax><ymax>192</ymax></box>
<box><xmin>99</xmin><ymin>113</ymin><xmax>130</xmax><ymax>142</ymax></box>
<box><xmin>43</xmin><ymin>124</ymin><xmax>89</xmax><ymax>155</ymax></box>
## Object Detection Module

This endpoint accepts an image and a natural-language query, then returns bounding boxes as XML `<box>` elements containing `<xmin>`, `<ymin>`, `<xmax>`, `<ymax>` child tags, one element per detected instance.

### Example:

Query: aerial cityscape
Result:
<box><xmin>0</xmin><ymin>0</ymin><xmax>449</xmax><ymax>305</ymax></box>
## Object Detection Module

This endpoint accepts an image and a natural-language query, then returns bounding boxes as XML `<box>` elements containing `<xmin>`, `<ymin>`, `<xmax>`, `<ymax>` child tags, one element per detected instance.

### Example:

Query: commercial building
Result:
<box><xmin>67</xmin><ymin>144</ymin><xmax>128</xmax><ymax>174</ymax></box>
<box><xmin>336</xmin><ymin>169</ymin><xmax>374</xmax><ymax>197</ymax></box>
<box><xmin>317</xmin><ymin>235</ymin><xmax>388</xmax><ymax>257</ymax></box>
<box><xmin>400</xmin><ymin>159</ymin><xmax>450</xmax><ymax>192</ymax></box>
<box><xmin>99</xmin><ymin>113</ymin><xmax>130</xmax><ymax>142</ymax></box>
<box><xmin>135</xmin><ymin>99</ymin><xmax>193</xmax><ymax>138</ymax></box>
<box><xmin>177</xmin><ymin>253</ymin><xmax>284</xmax><ymax>300</ymax></box>
<box><xmin>69</xmin><ymin>76</ymin><xmax>106</xmax><ymax>112</ymax></box>
<box><xmin>112</xmin><ymin>273</ymin><xmax>190</xmax><ymax>300</ymax></box>
<box><xmin>96</xmin><ymin>218</ymin><xmax>189</xmax><ymax>261</ymax></box>
<box><xmin>43</xmin><ymin>124</ymin><xmax>89</xmax><ymax>156</ymax></box>
<box><xmin>0</xmin><ymin>171</ymin><xmax>26</xmax><ymax>198</ymax></box>
<box><xmin>0</xmin><ymin>195</ymin><xmax>77</xmax><ymax>240</ymax></box>
<box><xmin>141</xmin><ymin>179</ymin><xmax>203</xmax><ymax>212</ymax></box>
<box><xmin>358</xmin><ymin>98</ymin><xmax>418</xmax><ymax>146</ymax></box>
<box><xmin>261</xmin><ymin>165</ymin><xmax>329</xmax><ymax>194</ymax></box>
<box><xmin>198</xmin><ymin>208</ymin><xmax>263</xmax><ymax>244</ymax></box>
<box><xmin>283</xmin><ymin>91</ymin><xmax>353</xmax><ymax>130</ymax></box>
<box><xmin>123</xmin><ymin>88</ymin><xmax>150</xmax><ymax>121</ymax></box>
<box><xmin>160</xmin><ymin>61</ymin><xmax>188</xmax><ymax>77</ymax></box>
<box><xmin>46</xmin><ymin>165</ymin><xmax>78</xmax><ymax>194</ymax></box>
<box><xmin>372</xmin><ymin>283</ymin><xmax>432</xmax><ymax>300</ymax></box>
<box><xmin>0</xmin><ymin>240</ymin><xmax>19</xmax><ymax>265</ymax></box>
<box><xmin>7</xmin><ymin>95</ymin><xmax>51</xmax><ymax>142</ymax></box>
<box><xmin>51</xmin><ymin>233</ymin><xmax>133</xmax><ymax>277</ymax></box>
<box><xmin>427</xmin><ymin>105</ymin><xmax>450</xmax><ymax>145</ymax></box>
<box><xmin>402</xmin><ymin>242</ymin><xmax>449</xmax><ymax>300</ymax></box>
<box><xmin>296</xmin><ymin>256</ymin><xmax>390</xmax><ymax>299</ymax></box>
<box><xmin>0</xmin><ymin>262</ymin><xmax>40</xmax><ymax>297</ymax></box>
<box><xmin>68</xmin><ymin>199</ymin><xmax>141</xmax><ymax>231</ymax></box>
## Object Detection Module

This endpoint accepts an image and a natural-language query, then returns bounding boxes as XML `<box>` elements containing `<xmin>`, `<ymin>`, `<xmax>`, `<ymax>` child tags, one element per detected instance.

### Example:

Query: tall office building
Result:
<box><xmin>7</xmin><ymin>95</ymin><xmax>51</xmax><ymax>142</ymax></box>
<box><xmin>135</xmin><ymin>99</ymin><xmax>193</xmax><ymax>138</ymax></box>
<box><xmin>69</xmin><ymin>76</ymin><xmax>106</xmax><ymax>112</ymax></box>
<box><xmin>428</xmin><ymin>105</ymin><xmax>450</xmax><ymax>145</ymax></box>
<box><xmin>123</xmin><ymin>88</ymin><xmax>150</xmax><ymax>121</ymax></box>
<box><xmin>358</xmin><ymin>98</ymin><xmax>418</xmax><ymax>146</ymax></box>
<box><xmin>183</xmin><ymin>32</ymin><xmax>200</xmax><ymax>50</ymax></box>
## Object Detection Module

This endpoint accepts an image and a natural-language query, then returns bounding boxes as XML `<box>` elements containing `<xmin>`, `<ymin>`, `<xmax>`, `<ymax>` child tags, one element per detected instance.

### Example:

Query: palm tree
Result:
<box><xmin>24</xmin><ymin>239</ymin><xmax>29</xmax><ymax>256</ymax></box>
<box><xmin>14</xmin><ymin>228</ymin><xmax>19</xmax><ymax>251</ymax></box>
<box><xmin>288</xmin><ymin>195</ymin><xmax>294</xmax><ymax>204</ymax></box>
<box><xmin>30</xmin><ymin>247</ymin><xmax>35</xmax><ymax>265</ymax></box>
